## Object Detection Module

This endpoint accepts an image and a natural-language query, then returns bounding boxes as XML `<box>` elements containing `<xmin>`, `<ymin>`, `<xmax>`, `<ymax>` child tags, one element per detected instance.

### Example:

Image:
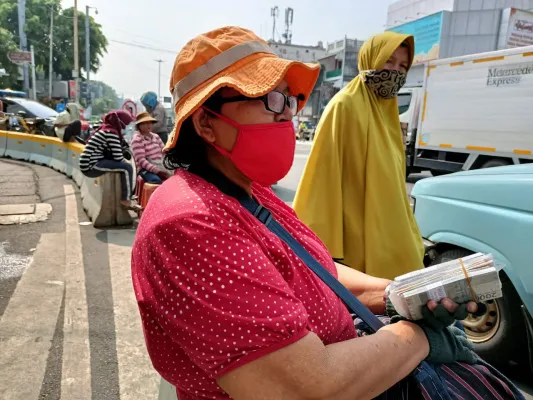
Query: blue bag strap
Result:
<box><xmin>240</xmin><ymin>196</ymin><xmax>385</xmax><ymax>333</ymax></box>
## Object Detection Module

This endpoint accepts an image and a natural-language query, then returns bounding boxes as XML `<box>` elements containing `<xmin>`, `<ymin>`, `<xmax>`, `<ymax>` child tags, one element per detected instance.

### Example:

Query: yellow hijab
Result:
<box><xmin>293</xmin><ymin>32</ymin><xmax>424</xmax><ymax>280</ymax></box>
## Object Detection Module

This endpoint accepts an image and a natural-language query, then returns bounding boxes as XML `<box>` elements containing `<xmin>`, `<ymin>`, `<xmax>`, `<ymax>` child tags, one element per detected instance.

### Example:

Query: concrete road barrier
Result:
<box><xmin>80</xmin><ymin>173</ymin><xmax>132</xmax><ymax>228</ymax></box>
<box><xmin>4</xmin><ymin>132</ymin><xmax>31</xmax><ymax>161</ymax></box>
<box><xmin>67</xmin><ymin>143</ymin><xmax>85</xmax><ymax>186</ymax></box>
<box><xmin>0</xmin><ymin>130</ymin><xmax>6</xmax><ymax>157</ymax></box>
<box><xmin>0</xmin><ymin>130</ymin><xmax>133</xmax><ymax>227</ymax></box>
<box><xmin>29</xmin><ymin>136</ymin><xmax>54</xmax><ymax>166</ymax></box>
<box><xmin>49</xmin><ymin>142</ymin><xmax>69</xmax><ymax>174</ymax></box>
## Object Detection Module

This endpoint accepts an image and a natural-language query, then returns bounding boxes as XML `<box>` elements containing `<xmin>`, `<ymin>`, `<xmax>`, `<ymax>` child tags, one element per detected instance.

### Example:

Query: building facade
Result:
<box><xmin>387</xmin><ymin>0</ymin><xmax>533</xmax><ymax>86</ymax></box>
<box><xmin>320</xmin><ymin>38</ymin><xmax>364</xmax><ymax>89</ymax></box>
<box><xmin>267</xmin><ymin>41</ymin><xmax>327</xmax><ymax>63</ymax></box>
<box><xmin>266</xmin><ymin>41</ymin><xmax>325</xmax><ymax>124</ymax></box>
<box><xmin>305</xmin><ymin>37</ymin><xmax>366</xmax><ymax>122</ymax></box>
<box><xmin>387</xmin><ymin>0</ymin><xmax>454</xmax><ymax>28</ymax></box>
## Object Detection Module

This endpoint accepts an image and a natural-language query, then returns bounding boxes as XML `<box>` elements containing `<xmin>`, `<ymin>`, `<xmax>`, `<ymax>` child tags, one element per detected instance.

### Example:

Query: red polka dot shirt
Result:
<box><xmin>131</xmin><ymin>169</ymin><xmax>357</xmax><ymax>399</ymax></box>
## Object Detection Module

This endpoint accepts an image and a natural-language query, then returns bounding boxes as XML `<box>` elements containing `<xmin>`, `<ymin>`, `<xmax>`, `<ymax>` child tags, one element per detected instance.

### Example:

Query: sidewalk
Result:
<box><xmin>0</xmin><ymin>160</ymin><xmax>52</xmax><ymax>225</ymax></box>
<box><xmin>0</xmin><ymin>159</ymin><xmax>158</xmax><ymax>400</ymax></box>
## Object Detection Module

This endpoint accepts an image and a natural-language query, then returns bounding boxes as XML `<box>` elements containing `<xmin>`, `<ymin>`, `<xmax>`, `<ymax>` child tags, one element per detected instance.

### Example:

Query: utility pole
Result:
<box><xmin>270</xmin><ymin>6</ymin><xmax>279</xmax><ymax>42</ymax></box>
<box><xmin>155</xmin><ymin>59</ymin><xmax>164</xmax><ymax>100</ymax></box>
<box><xmin>30</xmin><ymin>45</ymin><xmax>37</xmax><ymax>100</ymax></box>
<box><xmin>85</xmin><ymin>6</ymin><xmax>90</xmax><ymax>82</ymax></box>
<box><xmin>49</xmin><ymin>5</ymin><xmax>54</xmax><ymax>99</ymax></box>
<box><xmin>85</xmin><ymin>6</ymin><xmax>98</xmax><ymax>105</ymax></box>
<box><xmin>73</xmin><ymin>0</ymin><xmax>79</xmax><ymax>102</ymax></box>
<box><xmin>17</xmin><ymin>0</ymin><xmax>29</xmax><ymax>92</ymax></box>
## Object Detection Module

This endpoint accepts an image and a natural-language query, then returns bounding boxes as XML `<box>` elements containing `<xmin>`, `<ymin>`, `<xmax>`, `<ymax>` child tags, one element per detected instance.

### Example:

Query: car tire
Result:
<box><xmin>481</xmin><ymin>159</ymin><xmax>511</xmax><ymax>169</ymax></box>
<box><xmin>431</xmin><ymin>248</ymin><xmax>527</xmax><ymax>366</ymax></box>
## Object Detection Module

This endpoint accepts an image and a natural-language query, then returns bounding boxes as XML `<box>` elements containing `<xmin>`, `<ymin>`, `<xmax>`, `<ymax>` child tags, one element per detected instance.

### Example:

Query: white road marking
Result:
<box><xmin>61</xmin><ymin>184</ymin><xmax>92</xmax><ymax>399</ymax></box>
<box><xmin>107</xmin><ymin>229</ymin><xmax>159</xmax><ymax>399</ymax></box>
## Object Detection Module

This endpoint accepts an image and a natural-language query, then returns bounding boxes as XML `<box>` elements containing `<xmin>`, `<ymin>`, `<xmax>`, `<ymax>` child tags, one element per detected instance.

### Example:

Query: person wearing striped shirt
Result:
<box><xmin>79</xmin><ymin>110</ymin><xmax>142</xmax><ymax>212</ymax></box>
<box><xmin>131</xmin><ymin>112</ymin><xmax>170</xmax><ymax>184</ymax></box>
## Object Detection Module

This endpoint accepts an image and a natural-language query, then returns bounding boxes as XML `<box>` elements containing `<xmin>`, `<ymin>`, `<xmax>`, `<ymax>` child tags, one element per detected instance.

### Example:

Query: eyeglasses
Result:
<box><xmin>209</xmin><ymin>90</ymin><xmax>301</xmax><ymax>115</ymax></box>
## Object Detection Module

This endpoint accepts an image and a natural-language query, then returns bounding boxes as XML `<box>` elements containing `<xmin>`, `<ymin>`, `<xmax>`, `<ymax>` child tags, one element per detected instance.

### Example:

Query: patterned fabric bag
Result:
<box><xmin>354</xmin><ymin>318</ymin><xmax>525</xmax><ymax>399</ymax></box>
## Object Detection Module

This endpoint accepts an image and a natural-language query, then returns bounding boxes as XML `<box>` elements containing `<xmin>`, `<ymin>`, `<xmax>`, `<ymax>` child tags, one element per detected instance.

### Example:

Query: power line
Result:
<box><xmin>107</xmin><ymin>28</ymin><xmax>178</xmax><ymax>50</ymax></box>
<box><xmin>111</xmin><ymin>46</ymin><xmax>171</xmax><ymax>78</ymax></box>
<box><xmin>97</xmin><ymin>46</ymin><xmax>173</xmax><ymax>99</ymax></box>
<box><xmin>109</xmin><ymin>39</ymin><xmax>177</xmax><ymax>54</ymax></box>
<box><xmin>110</xmin><ymin>46</ymin><xmax>172</xmax><ymax>86</ymax></box>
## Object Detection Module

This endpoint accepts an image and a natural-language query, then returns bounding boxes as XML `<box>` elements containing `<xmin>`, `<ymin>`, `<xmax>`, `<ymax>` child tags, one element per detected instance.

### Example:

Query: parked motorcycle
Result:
<box><xmin>1</xmin><ymin>111</ymin><xmax>49</xmax><ymax>136</ymax></box>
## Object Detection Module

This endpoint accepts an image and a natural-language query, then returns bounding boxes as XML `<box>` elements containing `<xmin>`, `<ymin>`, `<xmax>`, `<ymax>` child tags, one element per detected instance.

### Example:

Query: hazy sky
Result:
<box><xmin>62</xmin><ymin>0</ymin><xmax>398</xmax><ymax>99</ymax></box>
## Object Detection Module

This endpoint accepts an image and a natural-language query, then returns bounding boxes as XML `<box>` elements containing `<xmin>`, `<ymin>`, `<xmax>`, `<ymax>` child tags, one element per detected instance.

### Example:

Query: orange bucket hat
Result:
<box><xmin>165</xmin><ymin>26</ymin><xmax>321</xmax><ymax>151</ymax></box>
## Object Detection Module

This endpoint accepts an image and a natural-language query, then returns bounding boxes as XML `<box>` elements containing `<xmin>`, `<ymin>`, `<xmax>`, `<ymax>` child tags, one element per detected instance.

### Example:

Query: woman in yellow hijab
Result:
<box><xmin>293</xmin><ymin>31</ymin><xmax>424</xmax><ymax>280</ymax></box>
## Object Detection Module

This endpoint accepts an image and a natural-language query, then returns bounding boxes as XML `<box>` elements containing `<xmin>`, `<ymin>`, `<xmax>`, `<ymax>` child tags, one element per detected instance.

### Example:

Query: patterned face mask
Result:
<box><xmin>362</xmin><ymin>69</ymin><xmax>407</xmax><ymax>99</ymax></box>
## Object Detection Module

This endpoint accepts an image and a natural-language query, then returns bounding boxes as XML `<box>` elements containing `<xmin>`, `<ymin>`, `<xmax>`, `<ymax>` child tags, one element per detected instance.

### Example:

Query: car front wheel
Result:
<box><xmin>430</xmin><ymin>248</ymin><xmax>527</xmax><ymax>367</ymax></box>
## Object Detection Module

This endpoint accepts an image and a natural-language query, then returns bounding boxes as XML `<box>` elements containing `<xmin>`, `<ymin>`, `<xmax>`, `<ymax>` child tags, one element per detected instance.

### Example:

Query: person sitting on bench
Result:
<box><xmin>131</xmin><ymin>111</ymin><xmax>170</xmax><ymax>184</ymax></box>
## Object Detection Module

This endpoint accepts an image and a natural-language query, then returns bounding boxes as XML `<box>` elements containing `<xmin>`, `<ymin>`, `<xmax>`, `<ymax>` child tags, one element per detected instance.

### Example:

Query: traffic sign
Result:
<box><xmin>122</xmin><ymin>100</ymin><xmax>137</xmax><ymax>117</ymax></box>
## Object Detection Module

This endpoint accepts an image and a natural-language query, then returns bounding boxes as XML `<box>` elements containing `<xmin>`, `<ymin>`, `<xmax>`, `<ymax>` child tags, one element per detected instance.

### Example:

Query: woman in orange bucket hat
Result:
<box><xmin>131</xmin><ymin>26</ymin><xmax>521</xmax><ymax>400</ymax></box>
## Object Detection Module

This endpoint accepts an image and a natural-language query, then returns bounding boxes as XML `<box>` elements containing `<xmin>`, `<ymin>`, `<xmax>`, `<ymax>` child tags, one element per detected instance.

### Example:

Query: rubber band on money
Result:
<box><xmin>459</xmin><ymin>258</ymin><xmax>479</xmax><ymax>302</ymax></box>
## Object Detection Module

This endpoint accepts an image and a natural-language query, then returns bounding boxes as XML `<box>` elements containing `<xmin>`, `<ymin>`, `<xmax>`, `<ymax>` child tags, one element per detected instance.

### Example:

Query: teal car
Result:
<box><xmin>411</xmin><ymin>164</ymin><xmax>533</xmax><ymax>368</ymax></box>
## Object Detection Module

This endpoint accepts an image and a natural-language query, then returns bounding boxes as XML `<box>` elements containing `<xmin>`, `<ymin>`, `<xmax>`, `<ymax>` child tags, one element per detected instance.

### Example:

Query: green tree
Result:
<box><xmin>0</xmin><ymin>0</ymin><xmax>107</xmax><ymax>80</ymax></box>
<box><xmin>0</xmin><ymin>27</ymin><xmax>20</xmax><ymax>89</ymax></box>
<box><xmin>90</xmin><ymin>80</ymin><xmax>119</xmax><ymax>116</ymax></box>
<box><xmin>51</xmin><ymin>7</ymin><xmax>108</xmax><ymax>79</ymax></box>
<box><xmin>92</xmin><ymin>97</ymin><xmax>116</xmax><ymax>116</ymax></box>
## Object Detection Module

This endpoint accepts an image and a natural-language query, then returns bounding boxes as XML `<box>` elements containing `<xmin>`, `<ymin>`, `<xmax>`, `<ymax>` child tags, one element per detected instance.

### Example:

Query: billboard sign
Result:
<box><xmin>7</xmin><ymin>51</ymin><xmax>32</xmax><ymax>65</ymax></box>
<box><xmin>504</xmin><ymin>8</ymin><xmax>533</xmax><ymax>48</ymax></box>
<box><xmin>388</xmin><ymin>12</ymin><xmax>444</xmax><ymax>64</ymax></box>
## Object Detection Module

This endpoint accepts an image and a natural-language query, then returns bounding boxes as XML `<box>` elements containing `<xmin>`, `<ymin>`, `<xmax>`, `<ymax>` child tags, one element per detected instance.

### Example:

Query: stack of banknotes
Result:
<box><xmin>388</xmin><ymin>253</ymin><xmax>502</xmax><ymax>320</ymax></box>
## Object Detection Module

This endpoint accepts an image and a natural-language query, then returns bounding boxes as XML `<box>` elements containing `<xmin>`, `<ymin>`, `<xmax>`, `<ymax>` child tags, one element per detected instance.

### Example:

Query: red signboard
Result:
<box><xmin>7</xmin><ymin>51</ymin><xmax>32</xmax><ymax>65</ymax></box>
<box><xmin>69</xmin><ymin>80</ymin><xmax>77</xmax><ymax>100</ymax></box>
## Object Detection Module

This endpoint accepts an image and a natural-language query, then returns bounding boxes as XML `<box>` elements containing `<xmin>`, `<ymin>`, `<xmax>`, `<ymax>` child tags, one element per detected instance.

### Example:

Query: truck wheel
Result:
<box><xmin>431</xmin><ymin>249</ymin><xmax>526</xmax><ymax>366</ymax></box>
<box><xmin>481</xmin><ymin>159</ymin><xmax>511</xmax><ymax>169</ymax></box>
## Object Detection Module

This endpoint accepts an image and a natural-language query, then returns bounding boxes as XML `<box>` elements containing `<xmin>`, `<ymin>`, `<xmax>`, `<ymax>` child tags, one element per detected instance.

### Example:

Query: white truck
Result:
<box><xmin>401</xmin><ymin>45</ymin><xmax>533</xmax><ymax>177</ymax></box>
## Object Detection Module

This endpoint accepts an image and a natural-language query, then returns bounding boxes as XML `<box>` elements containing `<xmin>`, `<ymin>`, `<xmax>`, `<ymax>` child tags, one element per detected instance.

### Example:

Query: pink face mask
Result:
<box><xmin>203</xmin><ymin>107</ymin><xmax>296</xmax><ymax>187</ymax></box>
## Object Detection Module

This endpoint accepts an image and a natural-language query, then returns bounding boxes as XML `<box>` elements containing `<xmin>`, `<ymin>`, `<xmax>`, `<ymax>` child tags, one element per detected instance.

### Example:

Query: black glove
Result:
<box><xmin>422</xmin><ymin>325</ymin><xmax>478</xmax><ymax>365</ymax></box>
<box><xmin>421</xmin><ymin>303</ymin><xmax>468</xmax><ymax>330</ymax></box>
<box><xmin>387</xmin><ymin>297</ymin><xmax>487</xmax><ymax>330</ymax></box>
